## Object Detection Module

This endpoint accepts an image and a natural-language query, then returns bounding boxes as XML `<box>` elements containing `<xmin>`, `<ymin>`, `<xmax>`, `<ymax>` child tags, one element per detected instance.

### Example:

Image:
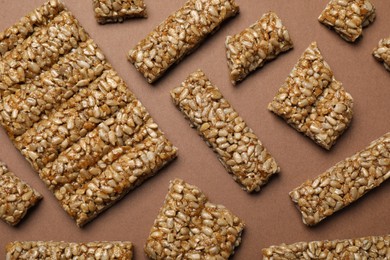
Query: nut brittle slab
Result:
<box><xmin>373</xmin><ymin>36</ymin><xmax>390</xmax><ymax>72</ymax></box>
<box><xmin>268</xmin><ymin>42</ymin><xmax>353</xmax><ymax>150</ymax></box>
<box><xmin>225</xmin><ymin>11</ymin><xmax>293</xmax><ymax>85</ymax></box>
<box><xmin>0</xmin><ymin>0</ymin><xmax>177</xmax><ymax>227</ymax></box>
<box><xmin>145</xmin><ymin>179</ymin><xmax>245</xmax><ymax>259</ymax></box>
<box><xmin>290</xmin><ymin>132</ymin><xmax>390</xmax><ymax>226</ymax></box>
<box><xmin>93</xmin><ymin>0</ymin><xmax>147</xmax><ymax>24</ymax></box>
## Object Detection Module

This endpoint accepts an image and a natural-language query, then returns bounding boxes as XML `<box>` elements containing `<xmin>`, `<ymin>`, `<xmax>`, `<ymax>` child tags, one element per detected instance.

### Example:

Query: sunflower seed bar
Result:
<box><xmin>0</xmin><ymin>40</ymin><xmax>108</xmax><ymax>139</ymax></box>
<box><xmin>128</xmin><ymin>0</ymin><xmax>239</xmax><ymax>83</ymax></box>
<box><xmin>6</xmin><ymin>241</ymin><xmax>133</xmax><ymax>259</ymax></box>
<box><xmin>290</xmin><ymin>132</ymin><xmax>390</xmax><ymax>226</ymax></box>
<box><xmin>373</xmin><ymin>36</ymin><xmax>390</xmax><ymax>72</ymax></box>
<box><xmin>318</xmin><ymin>0</ymin><xmax>376</xmax><ymax>42</ymax></box>
<box><xmin>145</xmin><ymin>179</ymin><xmax>245</xmax><ymax>259</ymax></box>
<box><xmin>268</xmin><ymin>42</ymin><xmax>353</xmax><ymax>150</ymax></box>
<box><xmin>263</xmin><ymin>235</ymin><xmax>390</xmax><ymax>259</ymax></box>
<box><xmin>93</xmin><ymin>0</ymin><xmax>147</xmax><ymax>24</ymax></box>
<box><xmin>0</xmin><ymin>10</ymin><xmax>88</xmax><ymax>97</ymax></box>
<box><xmin>225</xmin><ymin>12</ymin><xmax>293</xmax><ymax>85</ymax></box>
<box><xmin>171</xmin><ymin>70</ymin><xmax>279</xmax><ymax>192</ymax></box>
<box><xmin>0</xmin><ymin>0</ymin><xmax>65</xmax><ymax>57</ymax></box>
<box><xmin>0</xmin><ymin>161</ymin><xmax>42</xmax><ymax>226</ymax></box>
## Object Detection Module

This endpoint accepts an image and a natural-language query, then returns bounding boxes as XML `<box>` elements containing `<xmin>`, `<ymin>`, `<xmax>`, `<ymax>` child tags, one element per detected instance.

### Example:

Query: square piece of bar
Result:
<box><xmin>0</xmin><ymin>0</ymin><xmax>177</xmax><ymax>227</ymax></box>
<box><xmin>373</xmin><ymin>36</ymin><xmax>390</xmax><ymax>72</ymax></box>
<box><xmin>268</xmin><ymin>42</ymin><xmax>353</xmax><ymax>150</ymax></box>
<box><xmin>145</xmin><ymin>179</ymin><xmax>245</xmax><ymax>259</ymax></box>
<box><xmin>6</xmin><ymin>241</ymin><xmax>133</xmax><ymax>259</ymax></box>
<box><xmin>318</xmin><ymin>0</ymin><xmax>376</xmax><ymax>42</ymax></box>
<box><xmin>262</xmin><ymin>235</ymin><xmax>390</xmax><ymax>259</ymax></box>
<box><xmin>225</xmin><ymin>12</ymin><xmax>293</xmax><ymax>85</ymax></box>
<box><xmin>92</xmin><ymin>0</ymin><xmax>147</xmax><ymax>24</ymax></box>
<box><xmin>0</xmin><ymin>161</ymin><xmax>42</xmax><ymax>226</ymax></box>
<box><xmin>171</xmin><ymin>70</ymin><xmax>280</xmax><ymax>192</ymax></box>
<box><xmin>128</xmin><ymin>0</ymin><xmax>239</xmax><ymax>83</ymax></box>
<box><xmin>290</xmin><ymin>132</ymin><xmax>390</xmax><ymax>226</ymax></box>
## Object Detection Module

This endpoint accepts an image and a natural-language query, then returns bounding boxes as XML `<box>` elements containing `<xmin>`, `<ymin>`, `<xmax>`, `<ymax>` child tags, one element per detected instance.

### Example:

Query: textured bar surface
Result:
<box><xmin>93</xmin><ymin>0</ymin><xmax>147</xmax><ymax>24</ymax></box>
<box><xmin>0</xmin><ymin>161</ymin><xmax>42</xmax><ymax>226</ymax></box>
<box><xmin>6</xmin><ymin>241</ymin><xmax>133</xmax><ymax>259</ymax></box>
<box><xmin>171</xmin><ymin>70</ymin><xmax>279</xmax><ymax>192</ymax></box>
<box><xmin>290</xmin><ymin>132</ymin><xmax>390</xmax><ymax>226</ymax></box>
<box><xmin>373</xmin><ymin>36</ymin><xmax>390</xmax><ymax>72</ymax></box>
<box><xmin>268</xmin><ymin>42</ymin><xmax>353</xmax><ymax>150</ymax></box>
<box><xmin>145</xmin><ymin>179</ymin><xmax>245</xmax><ymax>259</ymax></box>
<box><xmin>262</xmin><ymin>235</ymin><xmax>390</xmax><ymax>259</ymax></box>
<box><xmin>318</xmin><ymin>0</ymin><xmax>376</xmax><ymax>42</ymax></box>
<box><xmin>225</xmin><ymin>11</ymin><xmax>293</xmax><ymax>85</ymax></box>
<box><xmin>0</xmin><ymin>0</ymin><xmax>177</xmax><ymax>227</ymax></box>
<box><xmin>128</xmin><ymin>0</ymin><xmax>239</xmax><ymax>83</ymax></box>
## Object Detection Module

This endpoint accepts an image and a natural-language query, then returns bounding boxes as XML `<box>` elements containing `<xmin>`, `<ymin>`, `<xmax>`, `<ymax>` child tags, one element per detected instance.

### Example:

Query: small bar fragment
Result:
<box><xmin>93</xmin><ymin>0</ymin><xmax>147</xmax><ymax>24</ymax></box>
<box><xmin>373</xmin><ymin>36</ymin><xmax>390</xmax><ymax>72</ymax></box>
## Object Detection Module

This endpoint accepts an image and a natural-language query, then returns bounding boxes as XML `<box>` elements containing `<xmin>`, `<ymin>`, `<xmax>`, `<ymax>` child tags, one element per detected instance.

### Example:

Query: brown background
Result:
<box><xmin>0</xmin><ymin>0</ymin><xmax>389</xmax><ymax>258</ymax></box>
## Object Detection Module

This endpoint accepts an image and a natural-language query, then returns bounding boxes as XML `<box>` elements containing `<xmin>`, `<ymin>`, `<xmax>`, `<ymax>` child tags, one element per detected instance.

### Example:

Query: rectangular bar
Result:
<box><xmin>93</xmin><ymin>0</ymin><xmax>147</xmax><ymax>24</ymax></box>
<box><xmin>145</xmin><ymin>179</ymin><xmax>245</xmax><ymax>259</ymax></box>
<box><xmin>0</xmin><ymin>39</ymin><xmax>109</xmax><ymax>139</ymax></box>
<box><xmin>6</xmin><ymin>241</ymin><xmax>133</xmax><ymax>259</ymax></box>
<box><xmin>171</xmin><ymin>70</ymin><xmax>279</xmax><ymax>192</ymax></box>
<box><xmin>0</xmin><ymin>161</ymin><xmax>42</xmax><ymax>226</ymax></box>
<box><xmin>225</xmin><ymin>11</ymin><xmax>293</xmax><ymax>85</ymax></box>
<box><xmin>262</xmin><ymin>235</ymin><xmax>390</xmax><ymax>259</ymax></box>
<box><xmin>290</xmin><ymin>132</ymin><xmax>390</xmax><ymax>226</ymax></box>
<box><xmin>127</xmin><ymin>0</ymin><xmax>239</xmax><ymax>83</ymax></box>
<box><xmin>14</xmin><ymin>69</ymin><xmax>133</xmax><ymax>171</ymax></box>
<box><xmin>373</xmin><ymin>36</ymin><xmax>390</xmax><ymax>72</ymax></box>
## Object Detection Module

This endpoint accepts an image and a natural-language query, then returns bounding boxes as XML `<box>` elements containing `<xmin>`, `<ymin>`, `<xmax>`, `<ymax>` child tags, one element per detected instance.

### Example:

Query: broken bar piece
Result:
<box><xmin>262</xmin><ymin>235</ymin><xmax>390</xmax><ymax>259</ymax></box>
<box><xmin>268</xmin><ymin>42</ymin><xmax>353</xmax><ymax>150</ymax></box>
<box><xmin>0</xmin><ymin>161</ymin><xmax>42</xmax><ymax>226</ymax></box>
<box><xmin>290</xmin><ymin>132</ymin><xmax>390</xmax><ymax>226</ymax></box>
<box><xmin>144</xmin><ymin>179</ymin><xmax>245</xmax><ymax>259</ymax></box>
<box><xmin>171</xmin><ymin>70</ymin><xmax>279</xmax><ymax>192</ymax></box>
<box><xmin>225</xmin><ymin>11</ymin><xmax>293</xmax><ymax>85</ymax></box>
<box><xmin>128</xmin><ymin>0</ymin><xmax>239</xmax><ymax>83</ymax></box>
<box><xmin>93</xmin><ymin>0</ymin><xmax>147</xmax><ymax>24</ymax></box>
<box><xmin>318</xmin><ymin>0</ymin><xmax>376</xmax><ymax>42</ymax></box>
<box><xmin>373</xmin><ymin>36</ymin><xmax>390</xmax><ymax>72</ymax></box>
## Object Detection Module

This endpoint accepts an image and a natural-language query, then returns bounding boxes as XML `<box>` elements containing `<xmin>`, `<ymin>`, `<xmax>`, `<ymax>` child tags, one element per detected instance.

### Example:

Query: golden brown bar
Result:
<box><xmin>373</xmin><ymin>36</ymin><xmax>390</xmax><ymax>72</ymax></box>
<box><xmin>93</xmin><ymin>0</ymin><xmax>147</xmax><ymax>24</ymax></box>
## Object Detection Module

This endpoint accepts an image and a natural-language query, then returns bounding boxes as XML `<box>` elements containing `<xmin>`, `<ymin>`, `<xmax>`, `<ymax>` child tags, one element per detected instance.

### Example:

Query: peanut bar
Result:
<box><xmin>128</xmin><ymin>0</ymin><xmax>239</xmax><ymax>83</ymax></box>
<box><xmin>171</xmin><ymin>70</ymin><xmax>279</xmax><ymax>192</ymax></box>
<box><xmin>93</xmin><ymin>0</ymin><xmax>147</xmax><ymax>24</ymax></box>
<box><xmin>145</xmin><ymin>179</ymin><xmax>245</xmax><ymax>259</ymax></box>
<box><xmin>373</xmin><ymin>36</ymin><xmax>390</xmax><ymax>72</ymax></box>
<box><xmin>225</xmin><ymin>11</ymin><xmax>293</xmax><ymax>85</ymax></box>
<box><xmin>290</xmin><ymin>132</ymin><xmax>390</xmax><ymax>226</ymax></box>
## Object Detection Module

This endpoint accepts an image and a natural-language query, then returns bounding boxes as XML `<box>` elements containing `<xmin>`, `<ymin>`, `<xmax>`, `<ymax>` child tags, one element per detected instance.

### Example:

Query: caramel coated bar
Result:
<box><xmin>93</xmin><ymin>0</ymin><xmax>147</xmax><ymax>24</ymax></box>
<box><xmin>6</xmin><ymin>241</ymin><xmax>133</xmax><ymax>259</ymax></box>
<box><xmin>128</xmin><ymin>0</ymin><xmax>239</xmax><ymax>83</ymax></box>
<box><xmin>225</xmin><ymin>12</ymin><xmax>293</xmax><ymax>85</ymax></box>
<box><xmin>318</xmin><ymin>0</ymin><xmax>376</xmax><ymax>42</ymax></box>
<box><xmin>373</xmin><ymin>36</ymin><xmax>390</xmax><ymax>72</ymax></box>
<box><xmin>171</xmin><ymin>70</ymin><xmax>279</xmax><ymax>192</ymax></box>
<box><xmin>262</xmin><ymin>235</ymin><xmax>390</xmax><ymax>259</ymax></box>
<box><xmin>145</xmin><ymin>179</ymin><xmax>245</xmax><ymax>259</ymax></box>
<box><xmin>0</xmin><ymin>161</ymin><xmax>42</xmax><ymax>226</ymax></box>
<box><xmin>268</xmin><ymin>42</ymin><xmax>353</xmax><ymax>150</ymax></box>
<box><xmin>290</xmin><ymin>132</ymin><xmax>390</xmax><ymax>226</ymax></box>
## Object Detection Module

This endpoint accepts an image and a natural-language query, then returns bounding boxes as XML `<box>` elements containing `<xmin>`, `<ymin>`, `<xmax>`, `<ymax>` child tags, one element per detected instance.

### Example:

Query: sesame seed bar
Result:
<box><xmin>0</xmin><ymin>161</ymin><xmax>42</xmax><ymax>226</ymax></box>
<box><xmin>225</xmin><ymin>12</ymin><xmax>293</xmax><ymax>85</ymax></box>
<box><xmin>0</xmin><ymin>40</ymin><xmax>108</xmax><ymax>139</ymax></box>
<box><xmin>290</xmin><ymin>132</ymin><xmax>390</xmax><ymax>226</ymax></box>
<box><xmin>145</xmin><ymin>179</ymin><xmax>245</xmax><ymax>259</ymax></box>
<box><xmin>268</xmin><ymin>42</ymin><xmax>353</xmax><ymax>150</ymax></box>
<box><xmin>262</xmin><ymin>235</ymin><xmax>390</xmax><ymax>259</ymax></box>
<box><xmin>373</xmin><ymin>36</ymin><xmax>390</xmax><ymax>72</ymax></box>
<box><xmin>0</xmin><ymin>0</ymin><xmax>177</xmax><ymax>226</ymax></box>
<box><xmin>128</xmin><ymin>0</ymin><xmax>239</xmax><ymax>83</ymax></box>
<box><xmin>171</xmin><ymin>70</ymin><xmax>280</xmax><ymax>192</ymax></box>
<box><xmin>6</xmin><ymin>241</ymin><xmax>133</xmax><ymax>259</ymax></box>
<box><xmin>93</xmin><ymin>0</ymin><xmax>147</xmax><ymax>24</ymax></box>
<box><xmin>318</xmin><ymin>0</ymin><xmax>376</xmax><ymax>42</ymax></box>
